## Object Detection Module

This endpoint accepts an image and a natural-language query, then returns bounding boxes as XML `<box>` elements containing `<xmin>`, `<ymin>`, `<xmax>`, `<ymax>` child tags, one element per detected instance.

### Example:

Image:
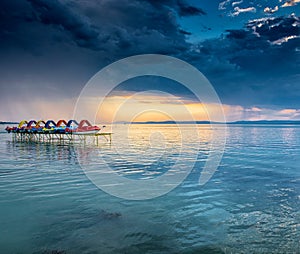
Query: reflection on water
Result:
<box><xmin>6</xmin><ymin>141</ymin><xmax>78</xmax><ymax>164</ymax></box>
<box><xmin>0</xmin><ymin>124</ymin><xmax>299</xmax><ymax>253</ymax></box>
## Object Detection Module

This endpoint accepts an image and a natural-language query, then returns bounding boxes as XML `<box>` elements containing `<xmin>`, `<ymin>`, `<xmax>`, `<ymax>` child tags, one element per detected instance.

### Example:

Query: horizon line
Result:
<box><xmin>113</xmin><ymin>120</ymin><xmax>300</xmax><ymax>125</ymax></box>
<box><xmin>2</xmin><ymin>119</ymin><xmax>300</xmax><ymax>125</ymax></box>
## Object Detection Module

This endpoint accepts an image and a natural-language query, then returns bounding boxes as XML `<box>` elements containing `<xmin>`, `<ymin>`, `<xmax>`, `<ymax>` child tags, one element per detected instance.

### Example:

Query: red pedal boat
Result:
<box><xmin>66</xmin><ymin>120</ymin><xmax>100</xmax><ymax>135</ymax></box>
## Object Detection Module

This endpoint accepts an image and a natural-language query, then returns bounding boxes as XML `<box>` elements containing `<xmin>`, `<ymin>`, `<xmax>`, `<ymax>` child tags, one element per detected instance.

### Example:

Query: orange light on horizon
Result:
<box><xmin>96</xmin><ymin>93</ymin><xmax>212</xmax><ymax>123</ymax></box>
<box><xmin>131</xmin><ymin>111</ymin><xmax>175</xmax><ymax>122</ymax></box>
<box><xmin>5</xmin><ymin>93</ymin><xmax>298</xmax><ymax>123</ymax></box>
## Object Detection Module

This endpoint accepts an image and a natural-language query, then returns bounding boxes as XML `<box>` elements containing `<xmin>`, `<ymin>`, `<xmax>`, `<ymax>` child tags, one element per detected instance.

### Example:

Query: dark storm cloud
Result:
<box><xmin>24</xmin><ymin>0</ymin><xmax>206</xmax><ymax>54</ymax></box>
<box><xmin>1</xmin><ymin>0</ymin><xmax>205</xmax><ymax>55</ymax></box>
<box><xmin>176</xmin><ymin>1</ymin><xmax>207</xmax><ymax>16</ymax></box>
<box><xmin>27</xmin><ymin>0</ymin><xmax>108</xmax><ymax>50</ymax></box>
<box><xmin>185</xmin><ymin>15</ymin><xmax>300</xmax><ymax>107</ymax></box>
<box><xmin>246</xmin><ymin>15</ymin><xmax>300</xmax><ymax>44</ymax></box>
<box><xmin>223</xmin><ymin>15</ymin><xmax>299</xmax><ymax>75</ymax></box>
<box><xmin>146</xmin><ymin>0</ymin><xmax>206</xmax><ymax>16</ymax></box>
<box><xmin>0</xmin><ymin>1</ymin><xmax>34</xmax><ymax>49</ymax></box>
<box><xmin>0</xmin><ymin>0</ymin><xmax>206</xmax><ymax>105</ymax></box>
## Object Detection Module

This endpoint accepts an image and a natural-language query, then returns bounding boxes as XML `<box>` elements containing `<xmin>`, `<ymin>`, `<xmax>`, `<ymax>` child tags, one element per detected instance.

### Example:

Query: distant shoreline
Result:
<box><xmin>0</xmin><ymin>121</ymin><xmax>19</xmax><ymax>124</ymax></box>
<box><xmin>116</xmin><ymin>120</ymin><xmax>300</xmax><ymax>125</ymax></box>
<box><xmin>2</xmin><ymin>120</ymin><xmax>300</xmax><ymax>125</ymax></box>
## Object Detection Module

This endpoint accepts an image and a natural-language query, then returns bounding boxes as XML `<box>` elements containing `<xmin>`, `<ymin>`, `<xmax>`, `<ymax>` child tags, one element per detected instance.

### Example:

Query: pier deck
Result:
<box><xmin>11</xmin><ymin>132</ymin><xmax>112</xmax><ymax>145</ymax></box>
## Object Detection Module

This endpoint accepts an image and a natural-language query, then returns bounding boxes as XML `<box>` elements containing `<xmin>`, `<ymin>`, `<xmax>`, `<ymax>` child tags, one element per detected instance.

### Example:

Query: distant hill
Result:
<box><xmin>227</xmin><ymin>120</ymin><xmax>300</xmax><ymax>125</ymax></box>
<box><xmin>118</xmin><ymin>120</ymin><xmax>300</xmax><ymax>125</ymax></box>
<box><xmin>0</xmin><ymin>121</ymin><xmax>19</xmax><ymax>124</ymax></box>
<box><xmin>130</xmin><ymin>120</ymin><xmax>211</xmax><ymax>124</ymax></box>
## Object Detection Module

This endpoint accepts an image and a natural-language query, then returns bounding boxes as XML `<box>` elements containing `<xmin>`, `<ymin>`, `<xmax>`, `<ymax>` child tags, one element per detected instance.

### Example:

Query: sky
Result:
<box><xmin>0</xmin><ymin>0</ymin><xmax>299</xmax><ymax>123</ymax></box>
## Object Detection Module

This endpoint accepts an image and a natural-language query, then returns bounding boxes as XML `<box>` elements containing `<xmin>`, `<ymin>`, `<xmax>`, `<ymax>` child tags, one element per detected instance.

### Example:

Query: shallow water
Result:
<box><xmin>0</xmin><ymin>124</ymin><xmax>299</xmax><ymax>253</ymax></box>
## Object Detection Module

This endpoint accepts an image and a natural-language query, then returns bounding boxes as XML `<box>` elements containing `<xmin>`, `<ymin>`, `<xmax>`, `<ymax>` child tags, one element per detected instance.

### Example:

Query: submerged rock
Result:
<box><xmin>36</xmin><ymin>250</ymin><xmax>66</xmax><ymax>254</ymax></box>
<box><xmin>100</xmin><ymin>209</ymin><xmax>122</xmax><ymax>220</ymax></box>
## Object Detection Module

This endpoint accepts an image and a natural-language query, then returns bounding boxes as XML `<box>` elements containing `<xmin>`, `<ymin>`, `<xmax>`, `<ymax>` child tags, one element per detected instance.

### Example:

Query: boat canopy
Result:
<box><xmin>56</xmin><ymin>120</ymin><xmax>67</xmax><ymax>127</ymax></box>
<box><xmin>27</xmin><ymin>120</ymin><xmax>37</xmax><ymax>128</ymax></box>
<box><xmin>45</xmin><ymin>120</ymin><xmax>56</xmax><ymax>128</ymax></box>
<box><xmin>36</xmin><ymin>120</ymin><xmax>46</xmax><ymax>127</ymax></box>
<box><xmin>18</xmin><ymin>120</ymin><xmax>28</xmax><ymax>128</ymax></box>
<box><xmin>67</xmin><ymin>120</ymin><xmax>79</xmax><ymax>127</ymax></box>
<box><xmin>78</xmin><ymin>120</ymin><xmax>92</xmax><ymax>128</ymax></box>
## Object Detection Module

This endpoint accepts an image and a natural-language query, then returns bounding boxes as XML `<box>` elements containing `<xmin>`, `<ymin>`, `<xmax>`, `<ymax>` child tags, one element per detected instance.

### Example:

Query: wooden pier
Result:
<box><xmin>11</xmin><ymin>132</ymin><xmax>112</xmax><ymax>145</ymax></box>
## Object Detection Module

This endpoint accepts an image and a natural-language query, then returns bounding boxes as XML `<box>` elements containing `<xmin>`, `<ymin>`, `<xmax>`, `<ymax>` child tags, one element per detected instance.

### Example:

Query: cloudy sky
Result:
<box><xmin>0</xmin><ymin>0</ymin><xmax>299</xmax><ymax>122</ymax></box>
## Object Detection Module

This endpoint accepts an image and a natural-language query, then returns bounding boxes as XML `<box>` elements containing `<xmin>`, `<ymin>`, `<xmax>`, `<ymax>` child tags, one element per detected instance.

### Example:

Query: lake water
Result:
<box><xmin>0</xmin><ymin>124</ymin><xmax>299</xmax><ymax>253</ymax></box>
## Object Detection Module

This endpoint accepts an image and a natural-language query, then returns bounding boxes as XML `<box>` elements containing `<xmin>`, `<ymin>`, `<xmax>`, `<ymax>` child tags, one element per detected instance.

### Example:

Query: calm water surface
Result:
<box><xmin>0</xmin><ymin>124</ymin><xmax>299</xmax><ymax>253</ymax></box>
